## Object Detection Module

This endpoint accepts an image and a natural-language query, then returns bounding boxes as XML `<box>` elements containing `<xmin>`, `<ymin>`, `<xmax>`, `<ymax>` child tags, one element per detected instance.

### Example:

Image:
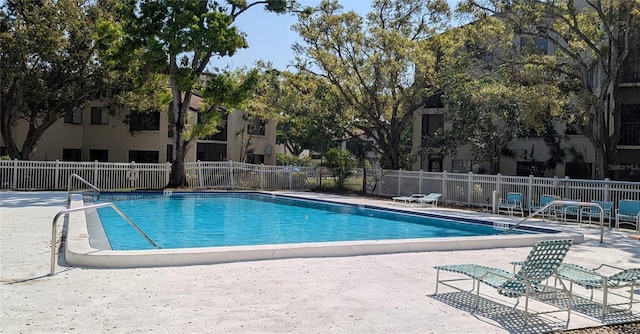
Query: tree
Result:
<box><xmin>0</xmin><ymin>0</ymin><xmax>113</xmax><ymax>159</ymax></box>
<box><xmin>459</xmin><ymin>0</ymin><xmax>640</xmax><ymax>179</ymax></box>
<box><xmin>345</xmin><ymin>137</ymin><xmax>374</xmax><ymax>193</ymax></box>
<box><xmin>292</xmin><ymin>0</ymin><xmax>451</xmax><ymax>170</ymax></box>
<box><xmin>113</xmin><ymin>0</ymin><xmax>294</xmax><ymax>187</ymax></box>
<box><xmin>323</xmin><ymin>148</ymin><xmax>356</xmax><ymax>189</ymax></box>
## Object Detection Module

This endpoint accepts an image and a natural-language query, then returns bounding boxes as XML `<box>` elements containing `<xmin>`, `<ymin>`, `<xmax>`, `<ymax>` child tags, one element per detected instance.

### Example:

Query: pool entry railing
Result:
<box><xmin>503</xmin><ymin>200</ymin><xmax>605</xmax><ymax>242</ymax></box>
<box><xmin>50</xmin><ymin>202</ymin><xmax>160</xmax><ymax>276</ymax></box>
<box><xmin>67</xmin><ymin>173</ymin><xmax>100</xmax><ymax>207</ymax></box>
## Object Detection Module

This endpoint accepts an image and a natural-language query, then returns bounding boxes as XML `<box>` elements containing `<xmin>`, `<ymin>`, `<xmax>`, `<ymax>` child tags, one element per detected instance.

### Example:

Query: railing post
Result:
<box><xmin>496</xmin><ymin>173</ymin><xmax>502</xmax><ymax>195</ymax></box>
<box><xmin>603</xmin><ymin>178</ymin><xmax>610</xmax><ymax>202</ymax></box>
<box><xmin>12</xmin><ymin>159</ymin><xmax>18</xmax><ymax>190</ymax></box>
<box><xmin>467</xmin><ymin>172</ymin><xmax>473</xmax><ymax>206</ymax></box>
<box><xmin>418</xmin><ymin>170</ymin><xmax>423</xmax><ymax>194</ymax></box>
<box><xmin>54</xmin><ymin>160</ymin><xmax>60</xmax><ymax>190</ymax></box>
<box><xmin>397</xmin><ymin>169</ymin><xmax>402</xmax><ymax>196</ymax></box>
<box><xmin>261</xmin><ymin>164</ymin><xmax>265</xmax><ymax>189</ymax></box>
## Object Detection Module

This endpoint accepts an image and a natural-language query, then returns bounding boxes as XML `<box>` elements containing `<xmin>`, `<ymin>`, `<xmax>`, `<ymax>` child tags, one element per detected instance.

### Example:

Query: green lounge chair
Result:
<box><xmin>555</xmin><ymin>263</ymin><xmax>640</xmax><ymax>316</ymax></box>
<box><xmin>434</xmin><ymin>239</ymin><xmax>573</xmax><ymax>326</ymax></box>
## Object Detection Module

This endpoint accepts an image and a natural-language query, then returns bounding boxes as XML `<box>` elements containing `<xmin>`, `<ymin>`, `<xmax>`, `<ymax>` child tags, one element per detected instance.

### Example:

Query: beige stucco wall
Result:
<box><xmin>2</xmin><ymin>102</ymin><xmax>276</xmax><ymax>164</ymax></box>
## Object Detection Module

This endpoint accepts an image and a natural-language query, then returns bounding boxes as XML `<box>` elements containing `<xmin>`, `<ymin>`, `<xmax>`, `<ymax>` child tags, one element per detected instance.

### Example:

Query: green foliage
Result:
<box><xmin>458</xmin><ymin>0</ymin><xmax>640</xmax><ymax>179</ymax></box>
<box><xmin>109</xmin><ymin>0</ymin><xmax>295</xmax><ymax>186</ymax></box>
<box><xmin>322</xmin><ymin>148</ymin><xmax>357</xmax><ymax>189</ymax></box>
<box><xmin>0</xmin><ymin>0</ymin><xmax>118</xmax><ymax>159</ymax></box>
<box><xmin>275</xmin><ymin>153</ymin><xmax>314</xmax><ymax>166</ymax></box>
<box><xmin>293</xmin><ymin>0</ymin><xmax>451</xmax><ymax>169</ymax></box>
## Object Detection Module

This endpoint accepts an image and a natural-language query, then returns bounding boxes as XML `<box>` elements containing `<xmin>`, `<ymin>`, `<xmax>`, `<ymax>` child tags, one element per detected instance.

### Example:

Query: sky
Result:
<box><xmin>214</xmin><ymin>0</ymin><xmax>460</xmax><ymax>71</ymax></box>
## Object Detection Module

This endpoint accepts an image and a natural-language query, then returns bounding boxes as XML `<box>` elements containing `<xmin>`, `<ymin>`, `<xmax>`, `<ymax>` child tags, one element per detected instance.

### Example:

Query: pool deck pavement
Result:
<box><xmin>1</xmin><ymin>191</ymin><xmax>639</xmax><ymax>333</ymax></box>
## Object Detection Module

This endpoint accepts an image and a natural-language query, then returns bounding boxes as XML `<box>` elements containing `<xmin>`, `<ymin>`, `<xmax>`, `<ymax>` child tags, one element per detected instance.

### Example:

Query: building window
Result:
<box><xmin>62</xmin><ymin>148</ymin><xmax>82</xmax><ymax>161</ymax></box>
<box><xmin>0</xmin><ymin>146</ymin><xmax>7</xmax><ymax>156</ymax></box>
<box><xmin>64</xmin><ymin>111</ymin><xmax>82</xmax><ymax>124</ymax></box>
<box><xmin>128</xmin><ymin>150</ymin><xmax>159</xmax><ymax>163</ymax></box>
<box><xmin>166</xmin><ymin>145</ymin><xmax>173</xmax><ymax>163</ymax></box>
<box><xmin>246</xmin><ymin>153</ymin><xmax>265</xmax><ymax>164</ymax></box>
<box><xmin>565</xmin><ymin>162</ymin><xmax>592</xmax><ymax>179</ymax></box>
<box><xmin>247</xmin><ymin>119</ymin><xmax>266</xmax><ymax>136</ymax></box>
<box><xmin>130</xmin><ymin>111</ymin><xmax>160</xmax><ymax>131</ymax></box>
<box><xmin>421</xmin><ymin>114</ymin><xmax>444</xmax><ymax>137</ymax></box>
<box><xmin>89</xmin><ymin>149</ymin><xmax>108</xmax><ymax>162</ymax></box>
<box><xmin>91</xmin><ymin>107</ymin><xmax>110</xmax><ymax>125</ymax></box>
<box><xmin>516</xmin><ymin>161</ymin><xmax>546</xmax><ymax>177</ymax></box>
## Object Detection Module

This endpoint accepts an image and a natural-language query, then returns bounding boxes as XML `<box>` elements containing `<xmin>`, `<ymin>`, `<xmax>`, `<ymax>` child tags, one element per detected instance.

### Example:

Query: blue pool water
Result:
<box><xmin>92</xmin><ymin>192</ymin><xmax>529</xmax><ymax>250</ymax></box>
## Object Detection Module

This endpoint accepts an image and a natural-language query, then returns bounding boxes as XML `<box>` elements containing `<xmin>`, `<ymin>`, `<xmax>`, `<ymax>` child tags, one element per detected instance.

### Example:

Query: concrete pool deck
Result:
<box><xmin>1</xmin><ymin>191</ymin><xmax>639</xmax><ymax>333</ymax></box>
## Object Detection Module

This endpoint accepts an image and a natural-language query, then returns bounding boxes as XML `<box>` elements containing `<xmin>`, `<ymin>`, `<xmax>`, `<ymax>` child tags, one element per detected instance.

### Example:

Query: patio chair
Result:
<box><xmin>529</xmin><ymin>195</ymin><xmax>559</xmax><ymax>221</ymax></box>
<box><xmin>497</xmin><ymin>192</ymin><xmax>524</xmax><ymax>217</ymax></box>
<box><xmin>434</xmin><ymin>239</ymin><xmax>573</xmax><ymax>325</ymax></box>
<box><xmin>555</xmin><ymin>199</ymin><xmax>581</xmax><ymax>224</ymax></box>
<box><xmin>615</xmin><ymin>199</ymin><xmax>640</xmax><ymax>233</ymax></box>
<box><xmin>578</xmin><ymin>200</ymin><xmax>613</xmax><ymax>228</ymax></box>
<box><xmin>392</xmin><ymin>193</ymin><xmax>427</xmax><ymax>205</ymax></box>
<box><xmin>555</xmin><ymin>263</ymin><xmax>640</xmax><ymax>316</ymax></box>
<box><xmin>416</xmin><ymin>193</ymin><xmax>442</xmax><ymax>207</ymax></box>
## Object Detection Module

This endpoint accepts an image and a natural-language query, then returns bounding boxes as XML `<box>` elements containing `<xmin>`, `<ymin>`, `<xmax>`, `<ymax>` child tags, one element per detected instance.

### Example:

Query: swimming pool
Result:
<box><xmin>91</xmin><ymin>192</ymin><xmax>529</xmax><ymax>250</ymax></box>
<box><xmin>63</xmin><ymin>192</ymin><xmax>582</xmax><ymax>268</ymax></box>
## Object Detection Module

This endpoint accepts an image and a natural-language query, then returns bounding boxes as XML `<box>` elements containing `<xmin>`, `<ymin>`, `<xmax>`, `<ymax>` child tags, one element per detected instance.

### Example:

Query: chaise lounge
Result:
<box><xmin>434</xmin><ymin>239</ymin><xmax>574</xmax><ymax>326</ymax></box>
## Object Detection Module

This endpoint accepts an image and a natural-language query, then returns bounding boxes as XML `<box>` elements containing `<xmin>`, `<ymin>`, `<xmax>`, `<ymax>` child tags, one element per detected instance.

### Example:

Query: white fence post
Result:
<box><xmin>418</xmin><ymin>170</ymin><xmax>423</xmax><ymax>194</ymax></box>
<box><xmin>197</xmin><ymin>160</ymin><xmax>203</xmax><ymax>188</ymax></box>
<box><xmin>527</xmin><ymin>175</ymin><xmax>534</xmax><ymax>208</ymax></box>
<box><xmin>54</xmin><ymin>160</ymin><xmax>60</xmax><ymax>190</ymax></box>
<box><xmin>165</xmin><ymin>162</ymin><xmax>171</xmax><ymax>187</ymax></box>
<box><xmin>442</xmin><ymin>171</ymin><xmax>447</xmax><ymax>201</ymax></box>
<box><xmin>260</xmin><ymin>164</ymin><xmax>265</xmax><ymax>189</ymax></box>
<box><xmin>229</xmin><ymin>160</ymin><xmax>235</xmax><ymax>189</ymax></box>
<box><xmin>397</xmin><ymin>169</ymin><xmax>402</xmax><ymax>195</ymax></box>
<box><xmin>496</xmin><ymin>173</ymin><xmax>502</xmax><ymax>195</ymax></box>
<box><xmin>604</xmin><ymin>178</ymin><xmax>610</xmax><ymax>202</ymax></box>
<box><xmin>94</xmin><ymin>160</ymin><xmax>99</xmax><ymax>187</ymax></box>
<box><xmin>12</xmin><ymin>159</ymin><xmax>18</xmax><ymax>190</ymax></box>
<box><xmin>467</xmin><ymin>172</ymin><xmax>473</xmax><ymax>206</ymax></box>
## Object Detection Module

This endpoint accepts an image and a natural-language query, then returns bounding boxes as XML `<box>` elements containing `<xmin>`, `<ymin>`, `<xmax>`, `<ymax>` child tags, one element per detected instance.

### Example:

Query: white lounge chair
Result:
<box><xmin>392</xmin><ymin>194</ymin><xmax>427</xmax><ymax>205</ymax></box>
<box><xmin>416</xmin><ymin>193</ymin><xmax>442</xmax><ymax>207</ymax></box>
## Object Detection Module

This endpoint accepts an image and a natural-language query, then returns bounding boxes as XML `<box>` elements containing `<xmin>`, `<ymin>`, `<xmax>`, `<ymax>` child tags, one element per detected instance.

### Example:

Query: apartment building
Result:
<box><xmin>412</xmin><ymin>29</ymin><xmax>640</xmax><ymax>181</ymax></box>
<box><xmin>1</xmin><ymin>96</ymin><xmax>277</xmax><ymax>165</ymax></box>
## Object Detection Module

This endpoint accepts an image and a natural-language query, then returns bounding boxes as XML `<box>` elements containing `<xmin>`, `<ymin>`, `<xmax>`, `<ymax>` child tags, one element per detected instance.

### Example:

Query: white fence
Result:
<box><xmin>372</xmin><ymin>169</ymin><xmax>640</xmax><ymax>211</ymax></box>
<box><xmin>0</xmin><ymin>160</ymin><xmax>314</xmax><ymax>191</ymax></box>
<box><xmin>3</xmin><ymin>159</ymin><xmax>640</xmax><ymax>213</ymax></box>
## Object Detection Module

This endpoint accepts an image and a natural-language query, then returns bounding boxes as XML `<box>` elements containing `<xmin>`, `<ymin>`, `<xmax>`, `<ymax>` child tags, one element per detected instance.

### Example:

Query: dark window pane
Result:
<box><xmin>128</xmin><ymin>150</ymin><xmax>159</xmax><ymax>163</ymax></box>
<box><xmin>62</xmin><ymin>148</ymin><xmax>82</xmax><ymax>161</ymax></box>
<box><xmin>89</xmin><ymin>149</ymin><xmax>108</xmax><ymax>162</ymax></box>
<box><xmin>130</xmin><ymin>112</ymin><xmax>160</xmax><ymax>131</ymax></box>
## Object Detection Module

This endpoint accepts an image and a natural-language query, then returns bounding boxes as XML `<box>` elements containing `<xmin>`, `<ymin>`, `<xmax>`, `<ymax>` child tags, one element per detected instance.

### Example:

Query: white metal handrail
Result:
<box><xmin>50</xmin><ymin>202</ymin><xmax>160</xmax><ymax>276</ymax></box>
<box><xmin>503</xmin><ymin>200</ymin><xmax>605</xmax><ymax>243</ymax></box>
<box><xmin>67</xmin><ymin>173</ymin><xmax>100</xmax><ymax>206</ymax></box>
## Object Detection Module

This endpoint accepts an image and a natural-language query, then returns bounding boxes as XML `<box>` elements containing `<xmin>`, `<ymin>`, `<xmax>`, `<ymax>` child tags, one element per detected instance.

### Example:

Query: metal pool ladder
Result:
<box><xmin>503</xmin><ymin>200</ymin><xmax>605</xmax><ymax>243</ymax></box>
<box><xmin>67</xmin><ymin>173</ymin><xmax>100</xmax><ymax>207</ymax></box>
<box><xmin>52</xmin><ymin>192</ymin><xmax>161</xmax><ymax>275</ymax></box>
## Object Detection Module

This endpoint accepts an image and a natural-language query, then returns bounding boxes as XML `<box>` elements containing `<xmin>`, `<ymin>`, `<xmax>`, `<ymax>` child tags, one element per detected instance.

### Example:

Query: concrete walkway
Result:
<box><xmin>1</xmin><ymin>191</ymin><xmax>639</xmax><ymax>333</ymax></box>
